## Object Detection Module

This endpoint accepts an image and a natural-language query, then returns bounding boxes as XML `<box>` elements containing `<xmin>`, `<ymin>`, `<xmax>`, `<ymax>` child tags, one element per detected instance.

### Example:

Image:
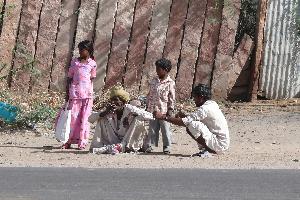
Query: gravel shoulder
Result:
<box><xmin>0</xmin><ymin>103</ymin><xmax>299</xmax><ymax>169</ymax></box>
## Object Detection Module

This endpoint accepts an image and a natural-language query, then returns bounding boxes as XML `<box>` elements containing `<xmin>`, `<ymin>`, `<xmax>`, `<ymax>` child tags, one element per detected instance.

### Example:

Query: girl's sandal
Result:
<box><xmin>78</xmin><ymin>145</ymin><xmax>86</xmax><ymax>150</ymax></box>
<box><xmin>61</xmin><ymin>143</ymin><xmax>71</xmax><ymax>149</ymax></box>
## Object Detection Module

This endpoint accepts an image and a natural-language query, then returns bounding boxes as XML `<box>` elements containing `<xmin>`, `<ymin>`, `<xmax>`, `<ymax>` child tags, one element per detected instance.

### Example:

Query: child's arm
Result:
<box><xmin>66</xmin><ymin>60</ymin><xmax>75</xmax><ymax>101</ymax></box>
<box><xmin>167</xmin><ymin>81</ymin><xmax>176</xmax><ymax>116</ymax></box>
<box><xmin>90</xmin><ymin>61</ymin><xmax>97</xmax><ymax>80</ymax></box>
<box><xmin>65</xmin><ymin>78</ymin><xmax>72</xmax><ymax>101</ymax></box>
<box><xmin>154</xmin><ymin>111</ymin><xmax>185</xmax><ymax>127</ymax></box>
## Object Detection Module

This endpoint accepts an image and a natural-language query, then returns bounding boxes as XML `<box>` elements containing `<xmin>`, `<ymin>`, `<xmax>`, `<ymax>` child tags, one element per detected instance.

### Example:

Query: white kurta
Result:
<box><xmin>89</xmin><ymin>104</ymin><xmax>154</xmax><ymax>152</ymax></box>
<box><xmin>182</xmin><ymin>100</ymin><xmax>230</xmax><ymax>154</ymax></box>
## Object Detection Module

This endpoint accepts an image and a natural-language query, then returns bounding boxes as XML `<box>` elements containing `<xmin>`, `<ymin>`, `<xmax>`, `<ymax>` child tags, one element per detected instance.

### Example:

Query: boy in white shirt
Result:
<box><xmin>153</xmin><ymin>84</ymin><xmax>230</xmax><ymax>155</ymax></box>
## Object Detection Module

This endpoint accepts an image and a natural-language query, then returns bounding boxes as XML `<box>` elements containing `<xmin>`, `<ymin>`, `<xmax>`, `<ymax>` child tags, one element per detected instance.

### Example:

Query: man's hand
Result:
<box><xmin>99</xmin><ymin>103</ymin><xmax>117</xmax><ymax>117</ymax></box>
<box><xmin>153</xmin><ymin>111</ymin><xmax>166</xmax><ymax>120</ymax></box>
<box><xmin>154</xmin><ymin>110</ymin><xmax>186</xmax><ymax>126</ymax></box>
<box><xmin>175</xmin><ymin>110</ymin><xmax>187</xmax><ymax>118</ymax></box>
<box><xmin>106</xmin><ymin>103</ymin><xmax>117</xmax><ymax>112</ymax></box>
<box><xmin>166</xmin><ymin>109</ymin><xmax>174</xmax><ymax>117</ymax></box>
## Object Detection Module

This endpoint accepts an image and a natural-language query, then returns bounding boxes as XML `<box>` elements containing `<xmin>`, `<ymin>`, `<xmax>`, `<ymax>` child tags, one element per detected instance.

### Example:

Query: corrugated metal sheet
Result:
<box><xmin>260</xmin><ymin>0</ymin><xmax>300</xmax><ymax>99</ymax></box>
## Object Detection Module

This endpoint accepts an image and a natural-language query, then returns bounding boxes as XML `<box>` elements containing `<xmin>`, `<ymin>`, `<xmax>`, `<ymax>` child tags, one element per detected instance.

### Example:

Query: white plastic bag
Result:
<box><xmin>55</xmin><ymin>103</ymin><xmax>71</xmax><ymax>143</ymax></box>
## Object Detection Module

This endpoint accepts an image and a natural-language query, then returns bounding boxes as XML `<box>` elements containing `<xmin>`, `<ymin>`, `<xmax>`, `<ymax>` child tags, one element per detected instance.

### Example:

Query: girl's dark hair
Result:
<box><xmin>192</xmin><ymin>84</ymin><xmax>212</xmax><ymax>99</ymax></box>
<box><xmin>78</xmin><ymin>40</ymin><xmax>94</xmax><ymax>59</ymax></box>
<box><xmin>155</xmin><ymin>58</ymin><xmax>172</xmax><ymax>72</ymax></box>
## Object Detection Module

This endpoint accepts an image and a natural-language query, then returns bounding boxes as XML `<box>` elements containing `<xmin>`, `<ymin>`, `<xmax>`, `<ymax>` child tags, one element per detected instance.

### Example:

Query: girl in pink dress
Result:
<box><xmin>62</xmin><ymin>40</ymin><xmax>97</xmax><ymax>150</ymax></box>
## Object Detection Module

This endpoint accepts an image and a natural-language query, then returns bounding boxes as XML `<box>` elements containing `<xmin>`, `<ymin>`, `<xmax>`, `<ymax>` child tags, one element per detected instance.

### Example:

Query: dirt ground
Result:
<box><xmin>0</xmin><ymin>100</ymin><xmax>299</xmax><ymax>169</ymax></box>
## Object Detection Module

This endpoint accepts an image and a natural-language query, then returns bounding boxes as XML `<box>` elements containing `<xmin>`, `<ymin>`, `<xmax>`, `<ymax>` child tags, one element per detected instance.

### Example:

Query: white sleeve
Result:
<box><xmin>182</xmin><ymin>107</ymin><xmax>207</xmax><ymax>126</ymax></box>
<box><xmin>124</xmin><ymin>104</ymin><xmax>154</xmax><ymax>120</ymax></box>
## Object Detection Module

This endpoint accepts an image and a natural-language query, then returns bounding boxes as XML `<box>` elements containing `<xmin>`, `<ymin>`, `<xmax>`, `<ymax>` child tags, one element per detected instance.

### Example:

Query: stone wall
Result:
<box><xmin>0</xmin><ymin>0</ymin><xmax>253</xmax><ymax>101</ymax></box>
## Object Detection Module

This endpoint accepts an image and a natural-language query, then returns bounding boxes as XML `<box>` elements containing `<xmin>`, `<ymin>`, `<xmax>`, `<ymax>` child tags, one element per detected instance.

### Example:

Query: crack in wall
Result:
<box><xmin>175</xmin><ymin>0</ymin><xmax>191</xmax><ymax>81</ymax></box>
<box><xmin>91</xmin><ymin>0</ymin><xmax>100</xmax><ymax>48</ymax></box>
<box><xmin>0</xmin><ymin>0</ymin><xmax>6</xmax><ymax>36</ymax></box>
<box><xmin>70</xmin><ymin>0</ymin><xmax>82</xmax><ymax>62</ymax></box>
<box><xmin>8</xmin><ymin>0</ymin><xmax>24</xmax><ymax>88</ymax></box>
<box><xmin>209</xmin><ymin>0</ymin><xmax>225</xmax><ymax>87</ymax></box>
<box><xmin>192</xmin><ymin>0</ymin><xmax>209</xmax><ymax>90</ymax></box>
<box><xmin>162</xmin><ymin>0</ymin><xmax>174</xmax><ymax>56</ymax></box>
<box><xmin>138</xmin><ymin>0</ymin><xmax>156</xmax><ymax>94</ymax></box>
<box><xmin>48</xmin><ymin>0</ymin><xmax>64</xmax><ymax>91</ymax></box>
<box><xmin>122</xmin><ymin>0</ymin><xmax>138</xmax><ymax>85</ymax></box>
<box><xmin>104</xmin><ymin>1</ymin><xmax>119</xmax><ymax>87</ymax></box>
<box><xmin>28</xmin><ymin>0</ymin><xmax>45</xmax><ymax>93</ymax></box>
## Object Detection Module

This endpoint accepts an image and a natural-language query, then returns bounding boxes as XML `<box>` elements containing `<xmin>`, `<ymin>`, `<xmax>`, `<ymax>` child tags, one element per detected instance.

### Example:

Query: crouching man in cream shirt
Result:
<box><xmin>154</xmin><ymin>84</ymin><xmax>230</xmax><ymax>156</ymax></box>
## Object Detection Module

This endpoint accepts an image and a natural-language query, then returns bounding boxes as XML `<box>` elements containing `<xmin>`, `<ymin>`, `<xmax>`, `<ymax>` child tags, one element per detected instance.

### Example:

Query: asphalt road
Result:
<box><xmin>0</xmin><ymin>168</ymin><xmax>299</xmax><ymax>200</ymax></box>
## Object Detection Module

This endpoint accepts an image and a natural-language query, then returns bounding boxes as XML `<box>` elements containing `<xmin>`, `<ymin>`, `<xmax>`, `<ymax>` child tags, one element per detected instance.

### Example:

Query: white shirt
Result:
<box><xmin>182</xmin><ymin>100</ymin><xmax>230</xmax><ymax>152</ymax></box>
<box><xmin>89</xmin><ymin>104</ymin><xmax>154</xmax><ymax>149</ymax></box>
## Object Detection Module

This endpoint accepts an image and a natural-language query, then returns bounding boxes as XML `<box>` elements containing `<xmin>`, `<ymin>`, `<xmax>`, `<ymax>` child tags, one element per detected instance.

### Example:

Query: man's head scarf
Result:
<box><xmin>109</xmin><ymin>85</ymin><xmax>130</xmax><ymax>103</ymax></box>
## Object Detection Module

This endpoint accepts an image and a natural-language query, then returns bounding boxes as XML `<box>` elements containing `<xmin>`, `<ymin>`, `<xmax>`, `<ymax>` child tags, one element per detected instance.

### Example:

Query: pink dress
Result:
<box><xmin>67</xmin><ymin>57</ymin><xmax>97</xmax><ymax>148</ymax></box>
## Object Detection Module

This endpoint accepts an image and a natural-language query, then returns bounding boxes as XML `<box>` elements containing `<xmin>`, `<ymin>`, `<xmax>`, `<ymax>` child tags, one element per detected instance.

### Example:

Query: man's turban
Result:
<box><xmin>109</xmin><ymin>85</ymin><xmax>130</xmax><ymax>103</ymax></box>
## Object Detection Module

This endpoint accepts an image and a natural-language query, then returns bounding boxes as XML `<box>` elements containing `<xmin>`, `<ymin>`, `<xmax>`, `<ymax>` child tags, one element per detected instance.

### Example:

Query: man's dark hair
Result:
<box><xmin>78</xmin><ymin>40</ymin><xmax>94</xmax><ymax>57</ymax></box>
<box><xmin>192</xmin><ymin>84</ymin><xmax>211</xmax><ymax>99</ymax></box>
<box><xmin>155</xmin><ymin>58</ymin><xmax>172</xmax><ymax>72</ymax></box>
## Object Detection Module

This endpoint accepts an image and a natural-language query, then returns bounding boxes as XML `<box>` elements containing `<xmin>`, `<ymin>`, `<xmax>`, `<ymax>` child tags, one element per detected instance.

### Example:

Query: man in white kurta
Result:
<box><xmin>154</xmin><ymin>84</ymin><xmax>230</xmax><ymax>155</ymax></box>
<box><xmin>89</xmin><ymin>86</ymin><xmax>154</xmax><ymax>154</ymax></box>
<box><xmin>181</xmin><ymin>100</ymin><xmax>230</xmax><ymax>154</ymax></box>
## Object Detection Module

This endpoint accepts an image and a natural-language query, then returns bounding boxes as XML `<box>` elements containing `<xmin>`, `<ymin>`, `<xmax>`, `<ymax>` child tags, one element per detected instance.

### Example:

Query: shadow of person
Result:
<box><xmin>0</xmin><ymin>145</ymin><xmax>47</xmax><ymax>150</ymax></box>
<box><xmin>42</xmin><ymin>149</ymin><xmax>90</xmax><ymax>154</ymax></box>
<box><xmin>137</xmin><ymin>151</ymin><xmax>191</xmax><ymax>158</ymax></box>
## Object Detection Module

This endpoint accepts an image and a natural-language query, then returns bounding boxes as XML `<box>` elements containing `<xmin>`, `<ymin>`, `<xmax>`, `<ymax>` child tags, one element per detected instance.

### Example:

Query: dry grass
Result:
<box><xmin>0</xmin><ymin>82</ymin><xmax>64</xmax><ymax>129</ymax></box>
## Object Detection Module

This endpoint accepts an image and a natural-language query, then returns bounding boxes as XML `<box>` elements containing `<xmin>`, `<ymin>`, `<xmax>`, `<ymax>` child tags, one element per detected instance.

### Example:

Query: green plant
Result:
<box><xmin>0</xmin><ymin>62</ymin><xmax>9</xmax><ymax>82</ymax></box>
<box><xmin>208</xmin><ymin>0</ymin><xmax>250</xmax><ymax>27</ymax></box>
<box><xmin>15</xmin><ymin>104</ymin><xmax>57</xmax><ymax>129</ymax></box>
<box><xmin>235</xmin><ymin>0</ymin><xmax>258</xmax><ymax>48</ymax></box>
<box><xmin>0</xmin><ymin>2</ymin><xmax>16</xmax><ymax>24</ymax></box>
<box><xmin>0</xmin><ymin>82</ymin><xmax>64</xmax><ymax>130</ymax></box>
<box><xmin>0</xmin><ymin>62</ymin><xmax>7</xmax><ymax>73</ymax></box>
<box><xmin>12</xmin><ymin>43</ymin><xmax>41</xmax><ymax>80</ymax></box>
